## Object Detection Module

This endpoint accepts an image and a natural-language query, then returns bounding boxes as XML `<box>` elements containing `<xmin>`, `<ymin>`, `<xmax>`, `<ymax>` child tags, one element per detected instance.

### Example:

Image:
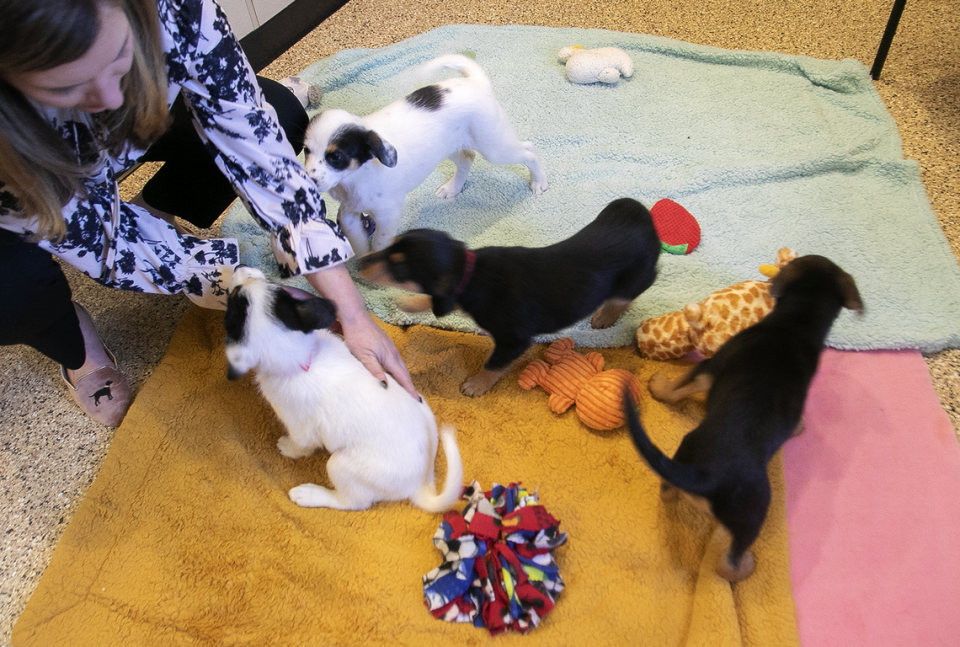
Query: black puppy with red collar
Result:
<box><xmin>623</xmin><ymin>254</ymin><xmax>863</xmax><ymax>582</ymax></box>
<box><xmin>358</xmin><ymin>197</ymin><xmax>661</xmax><ymax>396</ymax></box>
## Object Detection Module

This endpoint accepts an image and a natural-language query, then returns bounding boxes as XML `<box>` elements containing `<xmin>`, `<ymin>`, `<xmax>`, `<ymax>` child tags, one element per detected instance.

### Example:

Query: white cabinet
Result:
<box><xmin>217</xmin><ymin>0</ymin><xmax>295</xmax><ymax>39</ymax></box>
<box><xmin>250</xmin><ymin>0</ymin><xmax>293</xmax><ymax>24</ymax></box>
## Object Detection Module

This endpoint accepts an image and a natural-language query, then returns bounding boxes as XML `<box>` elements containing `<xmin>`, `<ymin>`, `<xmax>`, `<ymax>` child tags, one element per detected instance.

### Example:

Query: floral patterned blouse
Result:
<box><xmin>0</xmin><ymin>0</ymin><xmax>351</xmax><ymax>309</ymax></box>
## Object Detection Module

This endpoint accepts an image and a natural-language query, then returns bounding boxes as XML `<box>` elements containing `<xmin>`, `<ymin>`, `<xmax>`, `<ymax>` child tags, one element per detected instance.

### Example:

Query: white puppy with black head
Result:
<box><xmin>223</xmin><ymin>265</ymin><xmax>463</xmax><ymax>513</ymax></box>
<box><xmin>303</xmin><ymin>53</ymin><xmax>548</xmax><ymax>254</ymax></box>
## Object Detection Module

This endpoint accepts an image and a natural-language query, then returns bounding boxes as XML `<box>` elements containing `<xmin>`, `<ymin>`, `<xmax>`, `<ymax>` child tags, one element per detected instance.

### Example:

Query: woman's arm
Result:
<box><xmin>0</xmin><ymin>178</ymin><xmax>239</xmax><ymax>310</ymax></box>
<box><xmin>305</xmin><ymin>265</ymin><xmax>418</xmax><ymax>398</ymax></box>
<box><xmin>159</xmin><ymin>0</ymin><xmax>351</xmax><ymax>279</ymax></box>
<box><xmin>161</xmin><ymin>0</ymin><xmax>416</xmax><ymax>393</ymax></box>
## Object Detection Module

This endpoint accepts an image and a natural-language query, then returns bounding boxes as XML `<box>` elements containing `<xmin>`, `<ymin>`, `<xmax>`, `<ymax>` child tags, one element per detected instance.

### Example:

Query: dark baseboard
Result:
<box><xmin>239</xmin><ymin>0</ymin><xmax>351</xmax><ymax>73</ymax></box>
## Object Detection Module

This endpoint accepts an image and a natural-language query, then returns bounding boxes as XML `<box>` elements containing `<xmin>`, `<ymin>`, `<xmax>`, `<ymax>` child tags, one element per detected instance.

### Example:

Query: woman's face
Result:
<box><xmin>4</xmin><ymin>4</ymin><xmax>133</xmax><ymax>113</ymax></box>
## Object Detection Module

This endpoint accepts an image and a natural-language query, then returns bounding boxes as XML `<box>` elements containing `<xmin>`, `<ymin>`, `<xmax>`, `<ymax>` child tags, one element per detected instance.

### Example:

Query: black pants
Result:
<box><xmin>0</xmin><ymin>228</ymin><xmax>86</xmax><ymax>368</ymax></box>
<box><xmin>0</xmin><ymin>76</ymin><xmax>308</xmax><ymax>368</ymax></box>
<box><xmin>140</xmin><ymin>76</ymin><xmax>308</xmax><ymax>228</ymax></box>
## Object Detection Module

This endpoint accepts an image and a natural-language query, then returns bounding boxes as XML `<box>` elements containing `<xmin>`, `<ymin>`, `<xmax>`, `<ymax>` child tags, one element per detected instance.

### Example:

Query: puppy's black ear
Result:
<box><xmin>769</xmin><ymin>262</ymin><xmax>797</xmax><ymax>299</ymax></box>
<box><xmin>836</xmin><ymin>268</ymin><xmax>864</xmax><ymax>314</ymax></box>
<box><xmin>223</xmin><ymin>287</ymin><xmax>249</xmax><ymax>343</ymax></box>
<box><xmin>298</xmin><ymin>297</ymin><xmax>339</xmax><ymax>330</ymax></box>
<box><xmin>366</xmin><ymin>131</ymin><xmax>398</xmax><ymax>168</ymax></box>
<box><xmin>273</xmin><ymin>289</ymin><xmax>338</xmax><ymax>333</ymax></box>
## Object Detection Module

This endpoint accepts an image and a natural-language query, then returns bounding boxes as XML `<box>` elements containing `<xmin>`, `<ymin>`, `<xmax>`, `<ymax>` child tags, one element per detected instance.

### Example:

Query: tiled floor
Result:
<box><xmin>2</xmin><ymin>1</ymin><xmax>958</xmax><ymax>643</ymax></box>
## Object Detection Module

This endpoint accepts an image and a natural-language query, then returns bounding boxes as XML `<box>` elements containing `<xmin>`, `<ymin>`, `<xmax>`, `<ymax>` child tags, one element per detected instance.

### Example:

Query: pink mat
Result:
<box><xmin>784</xmin><ymin>349</ymin><xmax>960</xmax><ymax>647</ymax></box>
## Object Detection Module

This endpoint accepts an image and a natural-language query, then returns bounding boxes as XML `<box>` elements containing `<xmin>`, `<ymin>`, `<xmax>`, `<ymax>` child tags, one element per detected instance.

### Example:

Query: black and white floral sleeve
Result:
<box><xmin>159</xmin><ymin>0</ymin><xmax>352</xmax><ymax>278</ymax></box>
<box><xmin>0</xmin><ymin>118</ymin><xmax>238</xmax><ymax>310</ymax></box>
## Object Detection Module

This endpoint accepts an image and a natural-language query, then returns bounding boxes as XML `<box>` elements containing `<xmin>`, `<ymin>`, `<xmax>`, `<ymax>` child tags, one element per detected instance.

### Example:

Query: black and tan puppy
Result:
<box><xmin>359</xmin><ymin>197</ymin><xmax>661</xmax><ymax>396</ymax></box>
<box><xmin>623</xmin><ymin>254</ymin><xmax>863</xmax><ymax>582</ymax></box>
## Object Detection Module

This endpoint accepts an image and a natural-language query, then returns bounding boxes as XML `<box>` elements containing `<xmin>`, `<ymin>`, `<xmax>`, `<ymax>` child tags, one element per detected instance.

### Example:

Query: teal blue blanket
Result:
<box><xmin>222</xmin><ymin>24</ymin><xmax>960</xmax><ymax>351</ymax></box>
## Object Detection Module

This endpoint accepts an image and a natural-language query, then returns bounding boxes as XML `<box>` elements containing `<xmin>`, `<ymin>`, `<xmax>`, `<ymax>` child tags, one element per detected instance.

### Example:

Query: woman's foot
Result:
<box><xmin>61</xmin><ymin>303</ymin><xmax>132</xmax><ymax>427</ymax></box>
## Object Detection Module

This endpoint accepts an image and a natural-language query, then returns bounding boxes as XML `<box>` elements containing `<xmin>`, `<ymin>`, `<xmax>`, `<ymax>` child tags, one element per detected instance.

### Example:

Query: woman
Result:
<box><xmin>0</xmin><ymin>0</ymin><xmax>416</xmax><ymax>426</ymax></box>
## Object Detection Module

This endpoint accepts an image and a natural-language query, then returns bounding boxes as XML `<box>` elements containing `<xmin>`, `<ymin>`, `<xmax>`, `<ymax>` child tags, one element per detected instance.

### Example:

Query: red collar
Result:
<box><xmin>456</xmin><ymin>250</ymin><xmax>476</xmax><ymax>294</ymax></box>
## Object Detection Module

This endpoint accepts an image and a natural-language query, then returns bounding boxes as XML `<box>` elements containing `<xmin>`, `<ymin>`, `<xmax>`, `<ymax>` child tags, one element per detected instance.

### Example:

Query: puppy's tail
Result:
<box><xmin>420</xmin><ymin>54</ymin><xmax>493</xmax><ymax>92</ymax></box>
<box><xmin>623</xmin><ymin>389</ymin><xmax>717</xmax><ymax>497</ymax></box>
<box><xmin>411</xmin><ymin>425</ymin><xmax>464</xmax><ymax>513</ymax></box>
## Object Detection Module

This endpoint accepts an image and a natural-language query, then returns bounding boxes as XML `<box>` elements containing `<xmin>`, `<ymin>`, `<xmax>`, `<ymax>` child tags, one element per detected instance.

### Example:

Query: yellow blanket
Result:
<box><xmin>14</xmin><ymin>307</ymin><xmax>798</xmax><ymax>646</ymax></box>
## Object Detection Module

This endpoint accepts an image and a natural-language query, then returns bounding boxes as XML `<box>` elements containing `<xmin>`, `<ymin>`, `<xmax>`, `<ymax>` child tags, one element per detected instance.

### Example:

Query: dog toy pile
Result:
<box><xmin>519</xmin><ymin>337</ymin><xmax>642</xmax><ymax>431</ymax></box>
<box><xmin>422</xmin><ymin>481</ymin><xmax>567</xmax><ymax>635</ymax></box>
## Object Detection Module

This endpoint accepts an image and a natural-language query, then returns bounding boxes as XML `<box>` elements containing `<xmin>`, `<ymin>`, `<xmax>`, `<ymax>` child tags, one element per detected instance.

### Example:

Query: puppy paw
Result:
<box><xmin>648</xmin><ymin>373</ymin><xmax>672</xmax><ymax>400</ymax></box>
<box><xmin>591</xmin><ymin>299</ymin><xmax>631</xmax><ymax>329</ymax></box>
<box><xmin>277</xmin><ymin>435</ymin><xmax>314</xmax><ymax>459</ymax></box>
<box><xmin>717</xmin><ymin>550</ymin><xmax>756</xmax><ymax>583</ymax></box>
<box><xmin>460</xmin><ymin>375</ymin><xmax>494</xmax><ymax>398</ymax></box>
<box><xmin>395</xmin><ymin>294</ymin><xmax>433</xmax><ymax>313</ymax></box>
<box><xmin>660</xmin><ymin>482</ymin><xmax>680</xmax><ymax>503</ymax></box>
<box><xmin>591</xmin><ymin>309</ymin><xmax>619</xmax><ymax>329</ymax></box>
<box><xmin>290</xmin><ymin>483</ymin><xmax>371</xmax><ymax>510</ymax></box>
<box><xmin>529</xmin><ymin>178</ymin><xmax>549</xmax><ymax>195</ymax></box>
<box><xmin>435</xmin><ymin>180</ymin><xmax>464</xmax><ymax>200</ymax></box>
<box><xmin>289</xmin><ymin>483</ymin><xmax>335</xmax><ymax>508</ymax></box>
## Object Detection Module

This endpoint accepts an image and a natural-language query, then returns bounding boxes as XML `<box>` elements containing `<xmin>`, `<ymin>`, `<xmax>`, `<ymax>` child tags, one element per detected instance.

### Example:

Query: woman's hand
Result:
<box><xmin>338</xmin><ymin>311</ymin><xmax>418</xmax><ymax>398</ymax></box>
<box><xmin>304</xmin><ymin>263</ymin><xmax>419</xmax><ymax>399</ymax></box>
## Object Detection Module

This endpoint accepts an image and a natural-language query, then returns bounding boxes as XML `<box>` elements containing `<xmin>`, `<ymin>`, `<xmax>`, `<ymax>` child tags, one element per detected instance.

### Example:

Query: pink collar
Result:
<box><xmin>299</xmin><ymin>340</ymin><xmax>321</xmax><ymax>372</ymax></box>
<box><xmin>456</xmin><ymin>250</ymin><xmax>476</xmax><ymax>294</ymax></box>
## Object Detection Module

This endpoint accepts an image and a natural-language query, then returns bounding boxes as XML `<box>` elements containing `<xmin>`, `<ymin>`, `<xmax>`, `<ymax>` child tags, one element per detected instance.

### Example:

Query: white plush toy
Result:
<box><xmin>558</xmin><ymin>46</ymin><xmax>634</xmax><ymax>84</ymax></box>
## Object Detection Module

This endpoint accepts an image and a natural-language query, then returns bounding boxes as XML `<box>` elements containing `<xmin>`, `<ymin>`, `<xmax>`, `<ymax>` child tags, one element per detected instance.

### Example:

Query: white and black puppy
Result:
<box><xmin>223</xmin><ymin>266</ymin><xmax>463</xmax><ymax>513</ymax></box>
<box><xmin>303</xmin><ymin>53</ymin><xmax>548</xmax><ymax>255</ymax></box>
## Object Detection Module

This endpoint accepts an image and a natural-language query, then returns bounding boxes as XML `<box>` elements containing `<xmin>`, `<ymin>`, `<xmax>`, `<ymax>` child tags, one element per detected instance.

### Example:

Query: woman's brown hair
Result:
<box><xmin>0</xmin><ymin>0</ymin><xmax>169</xmax><ymax>241</ymax></box>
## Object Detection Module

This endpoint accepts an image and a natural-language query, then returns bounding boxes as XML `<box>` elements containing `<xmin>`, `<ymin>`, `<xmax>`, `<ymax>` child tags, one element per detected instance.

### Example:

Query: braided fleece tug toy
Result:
<box><xmin>422</xmin><ymin>481</ymin><xmax>567</xmax><ymax>635</ymax></box>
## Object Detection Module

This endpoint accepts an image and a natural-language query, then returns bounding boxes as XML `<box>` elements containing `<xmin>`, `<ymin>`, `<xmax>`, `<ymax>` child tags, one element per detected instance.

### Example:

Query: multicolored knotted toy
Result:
<box><xmin>422</xmin><ymin>481</ymin><xmax>567</xmax><ymax>635</ymax></box>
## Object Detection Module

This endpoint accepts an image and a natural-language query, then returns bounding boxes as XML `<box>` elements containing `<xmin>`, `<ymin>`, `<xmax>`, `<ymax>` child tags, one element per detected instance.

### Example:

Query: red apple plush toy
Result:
<box><xmin>651</xmin><ymin>199</ymin><xmax>701</xmax><ymax>255</ymax></box>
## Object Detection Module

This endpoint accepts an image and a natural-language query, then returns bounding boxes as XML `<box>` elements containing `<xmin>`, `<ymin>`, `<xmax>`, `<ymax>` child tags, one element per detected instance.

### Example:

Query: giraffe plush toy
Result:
<box><xmin>519</xmin><ymin>338</ymin><xmax>642</xmax><ymax>431</ymax></box>
<box><xmin>635</xmin><ymin>248</ymin><xmax>799</xmax><ymax>361</ymax></box>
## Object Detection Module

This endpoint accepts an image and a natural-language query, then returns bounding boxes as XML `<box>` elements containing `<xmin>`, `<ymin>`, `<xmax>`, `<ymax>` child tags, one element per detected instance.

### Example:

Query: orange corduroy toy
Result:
<box><xmin>518</xmin><ymin>338</ymin><xmax>642</xmax><ymax>431</ymax></box>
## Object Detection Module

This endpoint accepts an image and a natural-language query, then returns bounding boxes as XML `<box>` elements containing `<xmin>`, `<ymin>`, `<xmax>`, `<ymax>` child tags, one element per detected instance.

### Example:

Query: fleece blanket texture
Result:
<box><xmin>13</xmin><ymin>308</ymin><xmax>799</xmax><ymax>647</ymax></box>
<box><xmin>223</xmin><ymin>24</ymin><xmax>960</xmax><ymax>352</ymax></box>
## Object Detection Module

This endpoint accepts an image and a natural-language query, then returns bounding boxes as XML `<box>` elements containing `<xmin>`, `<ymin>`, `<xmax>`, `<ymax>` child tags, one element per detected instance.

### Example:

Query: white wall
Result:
<box><xmin>218</xmin><ymin>0</ymin><xmax>295</xmax><ymax>39</ymax></box>
<box><xmin>251</xmin><ymin>0</ymin><xmax>293</xmax><ymax>24</ymax></box>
